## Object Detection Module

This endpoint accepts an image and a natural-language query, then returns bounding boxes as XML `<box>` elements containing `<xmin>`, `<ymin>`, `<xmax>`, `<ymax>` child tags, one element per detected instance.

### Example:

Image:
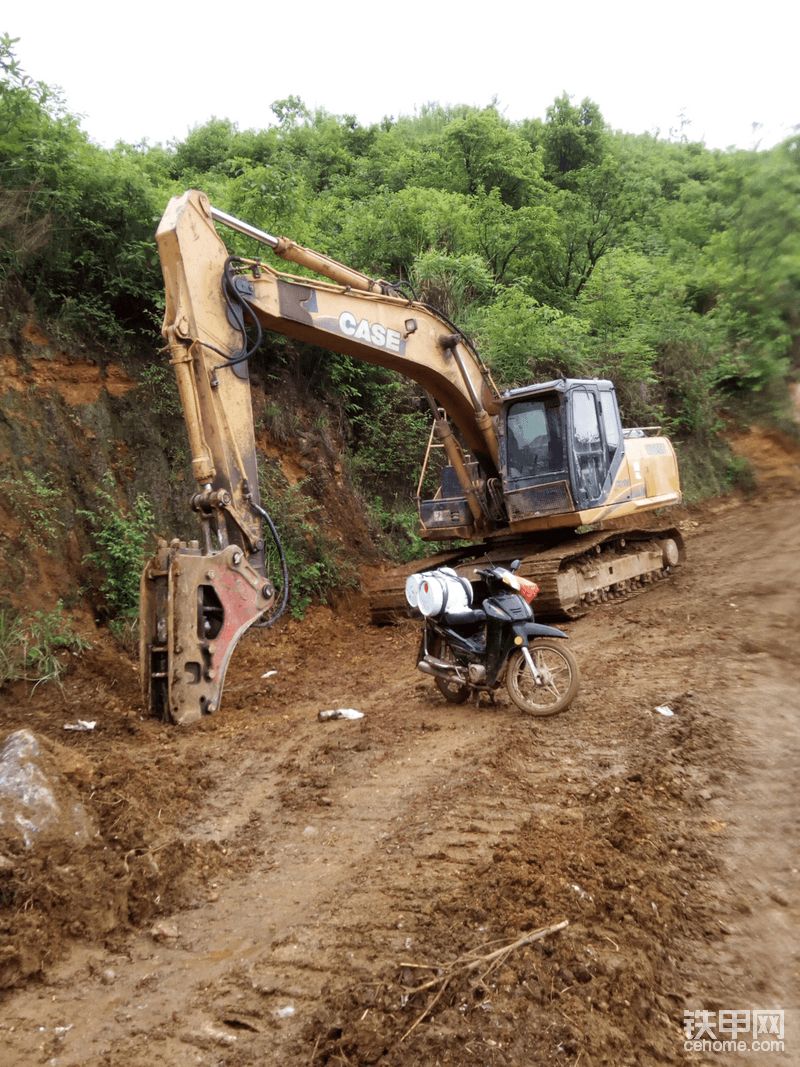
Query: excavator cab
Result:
<box><xmin>568</xmin><ymin>381</ymin><xmax>624</xmax><ymax>506</ymax></box>
<box><xmin>501</xmin><ymin>387</ymin><xmax>572</xmax><ymax>522</ymax></box>
<box><xmin>500</xmin><ymin>378</ymin><xmax>624</xmax><ymax>519</ymax></box>
<box><xmin>418</xmin><ymin>379</ymin><xmax>627</xmax><ymax>535</ymax></box>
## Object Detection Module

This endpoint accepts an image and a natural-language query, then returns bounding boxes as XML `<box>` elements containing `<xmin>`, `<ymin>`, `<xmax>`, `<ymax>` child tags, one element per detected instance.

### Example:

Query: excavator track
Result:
<box><xmin>368</xmin><ymin>524</ymin><xmax>685</xmax><ymax>623</ymax></box>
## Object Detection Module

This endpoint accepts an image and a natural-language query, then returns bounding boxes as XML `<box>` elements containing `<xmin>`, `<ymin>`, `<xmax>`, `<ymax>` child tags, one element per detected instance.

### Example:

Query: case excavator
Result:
<box><xmin>140</xmin><ymin>190</ymin><xmax>683</xmax><ymax>724</ymax></box>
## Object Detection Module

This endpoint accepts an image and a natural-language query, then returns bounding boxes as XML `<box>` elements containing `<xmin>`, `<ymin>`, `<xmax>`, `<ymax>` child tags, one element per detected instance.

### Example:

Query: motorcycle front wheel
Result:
<box><xmin>506</xmin><ymin>640</ymin><xmax>580</xmax><ymax>717</ymax></box>
<box><xmin>431</xmin><ymin>636</ymin><xmax>470</xmax><ymax>704</ymax></box>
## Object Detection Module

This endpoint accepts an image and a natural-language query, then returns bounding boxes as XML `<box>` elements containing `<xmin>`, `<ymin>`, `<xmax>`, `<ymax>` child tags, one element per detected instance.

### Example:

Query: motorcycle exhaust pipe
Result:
<box><xmin>418</xmin><ymin>655</ymin><xmax>485</xmax><ymax>685</ymax></box>
<box><xmin>418</xmin><ymin>659</ymin><xmax>449</xmax><ymax>679</ymax></box>
<box><xmin>418</xmin><ymin>656</ymin><xmax>459</xmax><ymax>681</ymax></box>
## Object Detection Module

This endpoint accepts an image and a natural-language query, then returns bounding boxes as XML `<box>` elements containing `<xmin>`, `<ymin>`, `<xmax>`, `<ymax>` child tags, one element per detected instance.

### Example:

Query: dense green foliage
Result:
<box><xmin>2</xmin><ymin>34</ymin><xmax>798</xmax><ymax>610</ymax></box>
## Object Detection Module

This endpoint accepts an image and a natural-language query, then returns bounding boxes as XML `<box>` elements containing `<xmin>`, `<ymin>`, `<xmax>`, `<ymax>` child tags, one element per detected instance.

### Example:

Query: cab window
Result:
<box><xmin>599</xmin><ymin>391</ymin><xmax>620</xmax><ymax>456</ymax></box>
<box><xmin>571</xmin><ymin>388</ymin><xmax>607</xmax><ymax>501</ymax></box>
<box><xmin>506</xmin><ymin>398</ymin><xmax>564</xmax><ymax>481</ymax></box>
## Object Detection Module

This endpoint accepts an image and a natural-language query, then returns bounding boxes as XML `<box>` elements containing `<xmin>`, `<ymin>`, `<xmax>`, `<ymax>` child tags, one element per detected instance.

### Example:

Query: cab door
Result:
<box><xmin>568</xmin><ymin>385</ymin><xmax>620</xmax><ymax>507</ymax></box>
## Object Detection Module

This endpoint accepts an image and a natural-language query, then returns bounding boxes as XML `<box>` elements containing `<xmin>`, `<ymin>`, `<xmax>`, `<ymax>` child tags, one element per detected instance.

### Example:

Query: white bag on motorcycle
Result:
<box><xmin>413</xmin><ymin>568</ymin><xmax>473</xmax><ymax>617</ymax></box>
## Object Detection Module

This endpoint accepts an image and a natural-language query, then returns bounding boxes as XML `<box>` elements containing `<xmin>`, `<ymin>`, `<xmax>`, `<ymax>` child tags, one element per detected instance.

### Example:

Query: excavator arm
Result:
<box><xmin>141</xmin><ymin>190</ymin><xmax>502</xmax><ymax>723</ymax></box>
<box><xmin>160</xmin><ymin>191</ymin><xmax>500</xmax><ymax>464</ymax></box>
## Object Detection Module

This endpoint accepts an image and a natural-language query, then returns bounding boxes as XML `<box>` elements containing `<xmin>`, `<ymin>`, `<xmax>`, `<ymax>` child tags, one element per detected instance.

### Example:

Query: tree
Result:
<box><xmin>470</xmin><ymin>187</ymin><xmax>555</xmax><ymax>287</ymax></box>
<box><xmin>540</xmin><ymin>93</ymin><xmax>606</xmax><ymax>188</ymax></box>
<box><xmin>0</xmin><ymin>36</ymin><xmax>164</xmax><ymax>338</ymax></box>
<box><xmin>478</xmin><ymin>288</ymin><xmax>588</xmax><ymax>387</ymax></box>
<box><xmin>535</xmin><ymin>137</ymin><xmax>660</xmax><ymax>304</ymax></box>
<box><xmin>270</xmin><ymin>95</ymin><xmax>309</xmax><ymax>128</ymax></box>
<box><xmin>442</xmin><ymin>107</ymin><xmax>540</xmax><ymax>208</ymax></box>
<box><xmin>700</xmin><ymin>136</ymin><xmax>800</xmax><ymax>393</ymax></box>
<box><xmin>169</xmin><ymin>117</ymin><xmax>241</xmax><ymax>178</ymax></box>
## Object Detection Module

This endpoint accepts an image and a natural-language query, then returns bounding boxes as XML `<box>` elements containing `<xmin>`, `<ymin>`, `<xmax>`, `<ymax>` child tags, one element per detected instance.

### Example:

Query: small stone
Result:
<box><xmin>151</xmin><ymin>921</ymin><xmax>179</xmax><ymax>940</ymax></box>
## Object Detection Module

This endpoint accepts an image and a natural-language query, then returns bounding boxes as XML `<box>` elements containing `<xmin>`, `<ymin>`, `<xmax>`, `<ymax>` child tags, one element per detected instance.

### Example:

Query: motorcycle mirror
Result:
<box><xmin>510</xmin><ymin>559</ymin><xmax>521</xmax><ymax>572</ymax></box>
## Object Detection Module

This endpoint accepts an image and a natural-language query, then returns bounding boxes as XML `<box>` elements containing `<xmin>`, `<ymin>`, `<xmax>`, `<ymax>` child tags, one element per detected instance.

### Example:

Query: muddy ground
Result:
<box><xmin>0</xmin><ymin>430</ymin><xmax>798</xmax><ymax>1066</ymax></box>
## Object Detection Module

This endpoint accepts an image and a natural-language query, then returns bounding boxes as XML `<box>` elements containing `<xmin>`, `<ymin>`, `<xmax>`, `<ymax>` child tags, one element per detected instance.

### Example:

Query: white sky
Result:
<box><xmin>7</xmin><ymin>0</ymin><xmax>798</xmax><ymax>152</ymax></box>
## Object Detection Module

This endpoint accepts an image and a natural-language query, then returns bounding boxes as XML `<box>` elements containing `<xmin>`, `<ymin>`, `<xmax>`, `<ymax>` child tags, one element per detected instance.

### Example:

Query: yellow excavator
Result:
<box><xmin>140</xmin><ymin>190</ymin><xmax>683</xmax><ymax>724</ymax></box>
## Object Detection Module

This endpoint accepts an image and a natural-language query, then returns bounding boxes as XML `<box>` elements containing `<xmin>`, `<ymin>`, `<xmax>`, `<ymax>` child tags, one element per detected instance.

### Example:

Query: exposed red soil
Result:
<box><xmin>0</xmin><ymin>435</ymin><xmax>798</xmax><ymax>1066</ymax></box>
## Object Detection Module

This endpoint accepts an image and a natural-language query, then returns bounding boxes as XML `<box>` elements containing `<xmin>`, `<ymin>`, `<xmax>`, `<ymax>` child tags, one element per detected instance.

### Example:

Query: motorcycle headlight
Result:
<box><xmin>500</xmin><ymin>570</ymin><xmax>521</xmax><ymax>591</ymax></box>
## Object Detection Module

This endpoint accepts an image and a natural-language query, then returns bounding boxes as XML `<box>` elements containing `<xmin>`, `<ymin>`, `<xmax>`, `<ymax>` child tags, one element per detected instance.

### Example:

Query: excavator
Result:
<box><xmin>140</xmin><ymin>190</ymin><xmax>683</xmax><ymax>724</ymax></box>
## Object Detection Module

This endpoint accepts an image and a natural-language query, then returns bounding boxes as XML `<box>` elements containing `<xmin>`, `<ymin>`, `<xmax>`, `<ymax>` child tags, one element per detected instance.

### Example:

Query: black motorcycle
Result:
<box><xmin>406</xmin><ymin>560</ymin><xmax>579</xmax><ymax>716</ymax></box>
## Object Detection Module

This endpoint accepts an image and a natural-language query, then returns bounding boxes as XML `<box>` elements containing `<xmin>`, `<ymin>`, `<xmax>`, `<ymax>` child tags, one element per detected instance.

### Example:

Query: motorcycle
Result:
<box><xmin>406</xmin><ymin>560</ymin><xmax>579</xmax><ymax>716</ymax></box>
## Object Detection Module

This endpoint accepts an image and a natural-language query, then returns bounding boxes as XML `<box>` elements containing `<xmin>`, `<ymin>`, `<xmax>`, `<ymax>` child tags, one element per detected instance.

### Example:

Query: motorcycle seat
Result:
<box><xmin>442</xmin><ymin>608</ymin><xmax>486</xmax><ymax>627</ymax></box>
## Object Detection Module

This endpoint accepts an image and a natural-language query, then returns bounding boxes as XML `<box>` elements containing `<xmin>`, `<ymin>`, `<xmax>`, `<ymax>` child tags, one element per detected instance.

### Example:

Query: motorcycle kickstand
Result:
<box><xmin>471</xmin><ymin>690</ymin><xmax>497</xmax><ymax>709</ymax></box>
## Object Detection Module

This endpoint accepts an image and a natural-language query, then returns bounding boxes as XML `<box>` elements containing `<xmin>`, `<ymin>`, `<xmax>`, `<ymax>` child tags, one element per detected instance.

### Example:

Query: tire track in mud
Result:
<box><xmin>1</xmin><ymin>703</ymin><xmax>539</xmax><ymax>1065</ymax></box>
<box><xmin>2</xmin><ymin>495</ymin><xmax>799</xmax><ymax>1066</ymax></box>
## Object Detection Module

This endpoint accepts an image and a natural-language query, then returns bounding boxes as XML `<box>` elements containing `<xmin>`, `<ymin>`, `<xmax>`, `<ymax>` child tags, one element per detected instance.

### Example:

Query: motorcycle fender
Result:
<box><xmin>499</xmin><ymin>621</ymin><xmax>567</xmax><ymax>665</ymax></box>
<box><xmin>513</xmin><ymin>622</ymin><xmax>569</xmax><ymax>642</ymax></box>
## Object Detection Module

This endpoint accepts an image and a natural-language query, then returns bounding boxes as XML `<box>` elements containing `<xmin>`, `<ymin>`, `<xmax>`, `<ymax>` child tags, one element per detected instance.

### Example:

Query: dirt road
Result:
<box><xmin>0</xmin><ymin>486</ymin><xmax>798</xmax><ymax>1066</ymax></box>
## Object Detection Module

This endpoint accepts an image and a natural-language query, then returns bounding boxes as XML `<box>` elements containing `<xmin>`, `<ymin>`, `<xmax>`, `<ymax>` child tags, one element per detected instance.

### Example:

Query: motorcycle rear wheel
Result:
<box><xmin>431</xmin><ymin>637</ymin><xmax>470</xmax><ymax>704</ymax></box>
<box><xmin>506</xmin><ymin>640</ymin><xmax>579</xmax><ymax>717</ymax></box>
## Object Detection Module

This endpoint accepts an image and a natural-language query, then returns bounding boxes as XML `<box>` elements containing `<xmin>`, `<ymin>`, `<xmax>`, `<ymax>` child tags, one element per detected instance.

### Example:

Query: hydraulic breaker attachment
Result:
<box><xmin>140</xmin><ymin>538</ymin><xmax>275</xmax><ymax>725</ymax></box>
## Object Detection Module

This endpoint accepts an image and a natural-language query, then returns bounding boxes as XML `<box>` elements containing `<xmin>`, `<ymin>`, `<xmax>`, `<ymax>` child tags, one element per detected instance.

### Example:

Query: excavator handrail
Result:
<box><xmin>622</xmin><ymin>426</ymin><xmax>663</xmax><ymax>438</ymax></box>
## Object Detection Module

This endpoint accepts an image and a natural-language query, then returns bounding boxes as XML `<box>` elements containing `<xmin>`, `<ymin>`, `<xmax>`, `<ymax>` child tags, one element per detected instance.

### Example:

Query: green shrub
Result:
<box><xmin>79</xmin><ymin>474</ymin><xmax>156</xmax><ymax>618</ymax></box>
<box><xmin>0</xmin><ymin>601</ymin><xmax>90</xmax><ymax>690</ymax></box>
<box><xmin>258</xmin><ymin>460</ymin><xmax>357</xmax><ymax>618</ymax></box>
<box><xmin>4</xmin><ymin>469</ymin><xmax>65</xmax><ymax>547</ymax></box>
<box><xmin>138</xmin><ymin>363</ymin><xmax>182</xmax><ymax>418</ymax></box>
<box><xmin>725</xmin><ymin>454</ymin><xmax>757</xmax><ymax>495</ymax></box>
<box><xmin>362</xmin><ymin>498</ymin><xmax>433</xmax><ymax>563</ymax></box>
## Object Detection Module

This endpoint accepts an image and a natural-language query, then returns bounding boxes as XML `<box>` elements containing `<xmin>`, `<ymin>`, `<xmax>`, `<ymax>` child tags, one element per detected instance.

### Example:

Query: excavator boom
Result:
<box><xmin>159</xmin><ymin>191</ymin><xmax>500</xmax><ymax>470</ymax></box>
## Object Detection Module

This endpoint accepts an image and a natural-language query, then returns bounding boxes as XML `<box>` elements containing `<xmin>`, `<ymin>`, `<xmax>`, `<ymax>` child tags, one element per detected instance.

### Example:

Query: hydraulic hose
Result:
<box><xmin>212</xmin><ymin>257</ymin><xmax>264</xmax><ymax>373</ymax></box>
<box><xmin>249</xmin><ymin>499</ymin><xmax>289</xmax><ymax>629</ymax></box>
